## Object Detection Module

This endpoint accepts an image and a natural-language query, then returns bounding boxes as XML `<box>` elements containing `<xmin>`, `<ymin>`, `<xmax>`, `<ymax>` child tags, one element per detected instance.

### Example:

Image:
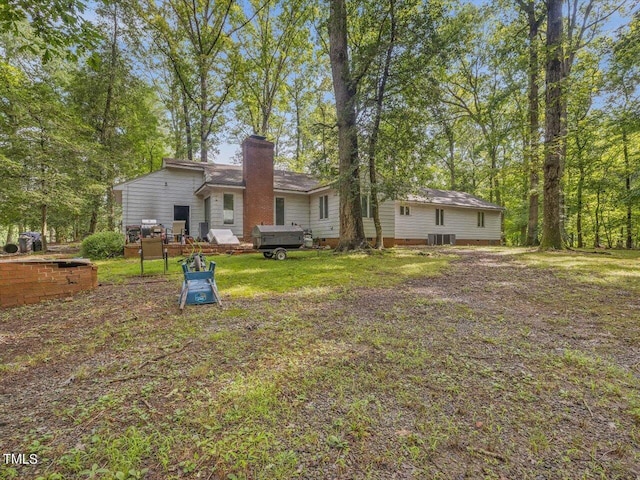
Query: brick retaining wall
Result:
<box><xmin>0</xmin><ymin>260</ymin><xmax>98</xmax><ymax>308</ymax></box>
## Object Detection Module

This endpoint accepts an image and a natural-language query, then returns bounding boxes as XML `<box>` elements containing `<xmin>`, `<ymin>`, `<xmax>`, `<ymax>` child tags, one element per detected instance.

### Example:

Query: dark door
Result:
<box><xmin>174</xmin><ymin>205</ymin><xmax>190</xmax><ymax>235</ymax></box>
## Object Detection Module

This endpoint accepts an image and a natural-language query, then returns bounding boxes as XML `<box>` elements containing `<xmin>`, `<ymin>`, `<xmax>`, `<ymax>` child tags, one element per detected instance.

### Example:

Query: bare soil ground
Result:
<box><xmin>1</xmin><ymin>248</ymin><xmax>639</xmax><ymax>479</ymax></box>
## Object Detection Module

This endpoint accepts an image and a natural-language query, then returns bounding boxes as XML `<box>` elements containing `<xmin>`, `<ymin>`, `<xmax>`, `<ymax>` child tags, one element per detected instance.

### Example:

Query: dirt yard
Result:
<box><xmin>1</xmin><ymin>248</ymin><xmax>639</xmax><ymax>479</ymax></box>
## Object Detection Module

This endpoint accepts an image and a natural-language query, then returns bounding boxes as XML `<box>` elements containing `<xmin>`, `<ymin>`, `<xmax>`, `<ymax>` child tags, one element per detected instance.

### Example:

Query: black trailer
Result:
<box><xmin>251</xmin><ymin>225</ymin><xmax>306</xmax><ymax>260</ymax></box>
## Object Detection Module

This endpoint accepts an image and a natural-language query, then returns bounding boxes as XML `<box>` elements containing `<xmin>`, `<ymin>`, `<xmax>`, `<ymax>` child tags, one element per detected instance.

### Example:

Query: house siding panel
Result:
<box><xmin>395</xmin><ymin>202</ymin><xmax>501</xmax><ymax>241</ymax></box>
<box><xmin>208</xmin><ymin>188</ymin><xmax>244</xmax><ymax>237</ymax></box>
<box><xmin>275</xmin><ymin>193</ymin><xmax>310</xmax><ymax>229</ymax></box>
<box><xmin>309</xmin><ymin>190</ymin><xmax>340</xmax><ymax>239</ymax></box>
<box><xmin>117</xmin><ymin>169</ymin><xmax>205</xmax><ymax>234</ymax></box>
<box><xmin>362</xmin><ymin>200</ymin><xmax>395</xmax><ymax>239</ymax></box>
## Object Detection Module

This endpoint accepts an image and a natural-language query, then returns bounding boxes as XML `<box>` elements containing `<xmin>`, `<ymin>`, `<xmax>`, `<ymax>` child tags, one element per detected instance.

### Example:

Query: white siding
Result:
<box><xmin>274</xmin><ymin>193</ymin><xmax>310</xmax><ymax>229</ymax></box>
<box><xmin>207</xmin><ymin>188</ymin><xmax>244</xmax><ymax>237</ymax></box>
<box><xmin>309</xmin><ymin>189</ymin><xmax>340</xmax><ymax>239</ymax></box>
<box><xmin>362</xmin><ymin>200</ymin><xmax>395</xmax><ymax>239</ymax></box>
<box><xmin>395</xmin><ymin>202</ymin><xmax>501</xmax><ymax>241</ymax></box>
<box><xmin>115</xmin><ymin>169</ymin><xmax>205</xmax><ymax>235</ymax></box>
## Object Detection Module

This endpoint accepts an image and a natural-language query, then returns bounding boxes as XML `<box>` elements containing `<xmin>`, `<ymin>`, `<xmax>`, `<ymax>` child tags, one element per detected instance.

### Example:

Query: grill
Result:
<box><xmin>251</xmin><ymin>225</ymin><xmax>308</xmax><ymax>260</ymax></box>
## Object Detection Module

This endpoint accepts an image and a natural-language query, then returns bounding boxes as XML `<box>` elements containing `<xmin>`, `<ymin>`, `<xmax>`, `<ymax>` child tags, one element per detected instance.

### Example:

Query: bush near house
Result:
<box><xmin>80</xmin><ymin>231</ymin><xmax>125</xmax><ymax>259</ymax></box>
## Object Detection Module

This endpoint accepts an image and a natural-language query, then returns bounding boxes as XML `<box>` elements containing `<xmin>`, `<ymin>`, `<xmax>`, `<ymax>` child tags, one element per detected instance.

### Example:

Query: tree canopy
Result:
<box><xmin>0</xmin><ymin>0</ymin><xmax>637</xmax><ymax>250</ymax></box>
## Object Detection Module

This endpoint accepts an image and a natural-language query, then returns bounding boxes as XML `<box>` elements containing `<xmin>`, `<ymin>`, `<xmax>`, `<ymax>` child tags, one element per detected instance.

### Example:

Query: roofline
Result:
<box><xmin>273</xmin><ymin>189</ymin><xmax>311</xmax><ymax>195</ymax></box>
<box><xmin>400</xmin><ymin>198</ymin><xmax>504</xmax><ymax>211</ymax></box>
<box><xmin>164</xmin><ymin>163</ymin><xmax>205</xmax><ymax>172</ymax></box>
<box><xmin>306</xmin><ymin>185</ymin><xmax>334</xmax><ymax>195</ymax></box>
<box><xmin>113</xmin><ymin>169</ymin><xmax>162</xmax><ymax>189</ymax></box>
<box><xmin>194</xmin><ymin>182</ymin><xmax>246</xmax><ymax>196</ymax></box>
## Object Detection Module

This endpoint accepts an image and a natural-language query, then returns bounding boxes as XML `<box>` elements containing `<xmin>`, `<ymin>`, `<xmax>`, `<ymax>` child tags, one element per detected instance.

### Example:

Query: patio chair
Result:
<box><xmin>172</xmin><ymin>221</ymin><xmax>186</xmax><ymax>243</ymax></box>
<box><xmin>139</xmin><ymin>237</ymin><xmax>168</xmax><ymax>275</ymax></box>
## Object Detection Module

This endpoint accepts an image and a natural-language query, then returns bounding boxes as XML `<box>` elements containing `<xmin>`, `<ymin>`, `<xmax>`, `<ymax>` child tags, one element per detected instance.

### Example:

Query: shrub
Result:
<box><xmin>81</xmin><ymin>232</ymin><xmax>125</xmax><ymax>259</ymax></box>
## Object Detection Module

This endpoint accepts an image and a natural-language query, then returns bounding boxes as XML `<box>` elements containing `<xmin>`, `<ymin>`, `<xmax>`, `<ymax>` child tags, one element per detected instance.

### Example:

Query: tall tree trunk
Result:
<box><xmin>576</xmin><ymin>163</ymin><xmax>584</xmax><ymax>248</ymax></box>
<box><xmin>488</xmin><ymin>145</ymin><xmax>501</xmax><ymax>205</ymax></box>
<box><xmin>182</xmin><ymin>89</ymin><xmax>193</xmax><ymax>161</ymax></box>
<box><xmin>540</xmin><ymin>0</ymin><xmax>564</xmax><ymax>249</ymax></box>
<box><xmin>594</xmin><ymin>189</ymin><xmax>601</xmax><ymax>247</ymax></box>
<box><xmin>100</xmin><ymin>6</ymin><xmax>118</xmax><ymax>231</ymax></box>
<box><xmin>520</xmin><ymin>0</ymin><xmax>543</xmax><ymax>246</ymax></box>
<box><xmin>6</xmin><ymin>224</ymin><xmax>15</xmax><ymax>245</ymax></box>
<box><xmin>293</xmin><ymin>89</ymin><xmax>302</xmax><ymax>168</ymax></box>
<box><xmin>89</xmin><ymin>209</ymin><xmax>98</xmax><ymax>235</ymax></box>
<box><xmin>200</xmin><ymin>65</ymin><xmax>208</xmax><ymax>163</ymax></box>
<box><xmin>623</xmin><ymin>128</ymin><xmax>632</xmax><ymax>248</ymax></box>
<box><xmin>367</xmin><ymin>0</ymin><xmax>397</xmax><ymax>250</ymax></box>
<box><xmin>446</xmin><ymin>125</ymin><xmax>456</xmax><ymax>190</ymax></box>
<box><xmin>41</xmin><ymin>204</ymin><xmax>48</xmax><ymax>252</ymax></box>
<box><xmin>329</xmin><ymin>0</ymin><xmax>366</xmax><ymax>251</ymax></box>
<box><xmin>106</xmin><ymin>187</ymin><xmax>115</xmax><ymax>231</ymax></box>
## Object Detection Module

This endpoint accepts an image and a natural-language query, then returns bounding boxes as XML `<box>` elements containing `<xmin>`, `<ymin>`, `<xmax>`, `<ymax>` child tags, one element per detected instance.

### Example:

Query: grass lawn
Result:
<box><xmin>1</xmin><ymin>247</ymin><xmax>639</xmax><ymax>479</ymax></box>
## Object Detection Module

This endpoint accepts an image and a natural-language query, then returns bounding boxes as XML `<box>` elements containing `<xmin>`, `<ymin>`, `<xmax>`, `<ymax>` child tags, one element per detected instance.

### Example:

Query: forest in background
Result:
<box><xmin>0</xmin><ymin>0</ymin><xmax>638</xmax><ymax>250</ymax></box>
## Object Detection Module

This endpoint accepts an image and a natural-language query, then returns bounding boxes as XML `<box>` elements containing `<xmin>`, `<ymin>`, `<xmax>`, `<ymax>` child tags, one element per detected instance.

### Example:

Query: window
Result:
<box><xmin>319</xmin><ymin>195</ymin><xmax>329</xmax><ymax>219</ymax></box>
<box><xmin>477</xmin><ymin>211</ymin><xmax>485</xmax><ymax>227</ymax></box>
<box><xmin>400</xmin><ymin>205</ymin><xmax>410</xmax><ymax>216</ymax></box>
<box><xmin>275</xmin><ymin>197</ymin><xmax>285</xmax><ymax>225</ymax></box>
<box><xmin>223</xmin><ymin>193</ymin><xmax>234</xmax><ymax>224</ymax></box>
<box><xmin>361</xmin><ymin>195</ymin><xmax>372</xmax><ymax>218</ymax></box>
<box><xmin>435</xmin><ymin>208</ymin><xmax>444</xmax><ymax>226</ymax></box>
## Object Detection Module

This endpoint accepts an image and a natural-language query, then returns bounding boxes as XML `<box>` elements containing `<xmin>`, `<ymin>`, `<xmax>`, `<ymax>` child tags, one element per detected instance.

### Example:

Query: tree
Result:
<box><xmin>540</xmin><ymin>0</ymin><xmax>564</xmax><ymax>249</ymax></box>
<box><xmin>68</xmin><ymin>2</ymin><xmax>167</xmax><ymax>234</ymax></box>
<box><xmin>134</xmin><ymin>0</ymin><xmax>241</xmax><ymax>163</ymax></box>
<box><xmin>0</xmin><ymin>54</ymin><xmax>88</xmax><ymax>250</ymax></box>
<box><xmin>234</xmin><ymin>0</ymin><xmax>314</xmax><ymax>138</ymax></box>
<box><xmin>0</xmin><ymin>0</ymin><xmax>100</xmax><ymax>61</ymax></box>
<box><xmin>607</xmin><ymin>16</ymin><xmax>640</xmax><ymax>248</ymax></box>
<box><xmin>328</xmin><ymin>0</ymin><xmax>367</xmax><ymax>250</ymax></box>
<box><xmin>515</xmin><ymin>0</ymin><xmax>545</xmax><ymax>246</ymax></box>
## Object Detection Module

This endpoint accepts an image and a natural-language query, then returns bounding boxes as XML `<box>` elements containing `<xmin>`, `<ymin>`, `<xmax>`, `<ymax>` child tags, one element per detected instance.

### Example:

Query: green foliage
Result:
<box><xmin>0</xmin><ymin>0</ymin><xmax>100</xmax><ymax>61</ymax></box>
<box><xmin>81</xmin><ymin>232</ymin><xmax>124</xmax><ymax>260</ymax></box>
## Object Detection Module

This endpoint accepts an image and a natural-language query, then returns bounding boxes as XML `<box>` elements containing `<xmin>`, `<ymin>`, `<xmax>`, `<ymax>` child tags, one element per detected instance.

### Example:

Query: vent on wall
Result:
<box><xmin>428</xmin><ymin>234</ymin><xmax>456</xmax><ymax>246</ymax></box>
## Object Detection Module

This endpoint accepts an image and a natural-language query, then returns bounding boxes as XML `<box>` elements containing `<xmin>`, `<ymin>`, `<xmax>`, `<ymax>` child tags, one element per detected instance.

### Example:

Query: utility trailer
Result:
<box><xmin>251</xmin><ymin>225</ymin><xmax>307</xmax><ymax>260</ymax></box>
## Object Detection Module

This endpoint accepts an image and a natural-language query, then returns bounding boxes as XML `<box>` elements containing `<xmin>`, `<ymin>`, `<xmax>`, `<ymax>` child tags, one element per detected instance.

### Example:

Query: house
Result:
<box><xmin>113</xmin><ymin>136</ymin><xmax>503</xmax><ymax>246</ymax></box>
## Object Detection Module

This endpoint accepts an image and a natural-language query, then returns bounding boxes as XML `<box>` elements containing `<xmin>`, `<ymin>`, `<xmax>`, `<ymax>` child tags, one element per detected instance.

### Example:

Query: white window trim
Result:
<box><xmin>477</xmin><ymin>211</ymin><xmax>485</xmax><ymax>228</ymax></box>
<box><xmin>223</xmin><ymin>193</ymin><xmax>235</xmax><ymax>225</ymax></box>
<box><xmin>319</xmin><ymin>195</ymin><xmax>329</xmax><ymax>220</ymax></box>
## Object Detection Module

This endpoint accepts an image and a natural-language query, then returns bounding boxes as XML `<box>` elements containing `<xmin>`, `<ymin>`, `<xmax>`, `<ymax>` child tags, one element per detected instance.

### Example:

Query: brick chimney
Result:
<box><xmin>242</xmin><ymin>135</ymin><xmax>274</xmax><ymax>240</ymax></box>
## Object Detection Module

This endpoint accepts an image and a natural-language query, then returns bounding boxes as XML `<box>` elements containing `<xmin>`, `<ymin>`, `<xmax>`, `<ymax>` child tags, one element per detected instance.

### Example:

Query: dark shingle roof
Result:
<box><xmin>408</xmin><ymin>188</ymin><xmax>504</xmax><ymax>210</ymax></box>
<box><xmin>274</xmin><ymin>170</ymin><xmax>322</xmax><ymax>192</ymax></box>
<box><xmin>163</xmin><ymin>158</ymin><xmax>499</xmax><ymax>209</ymax></box>
<box><xmin>205</xmin><ymin>164</ymin><xmax>244</xmax><ymax>186</ymax></box>
<box><xmin>164</xmin><ymin>159</ymin><xmax>323</xmax><ymax>192</ymax></box>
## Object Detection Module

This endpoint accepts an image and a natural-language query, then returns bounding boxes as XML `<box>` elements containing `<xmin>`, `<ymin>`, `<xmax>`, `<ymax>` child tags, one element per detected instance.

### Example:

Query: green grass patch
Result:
<box><xmin>514</xmin><ymin>248</ymin><xmax>640</xmax><ymax>292</ymax></box>
<box><xmin>4</xmin><ymin>247</ymin><xmax>640</xmax><ymax>479</ymax></box>
<box><xmin>96</xmin><ymin>249</ymin><xmax>452</xmax><ymax>297</ymax></box>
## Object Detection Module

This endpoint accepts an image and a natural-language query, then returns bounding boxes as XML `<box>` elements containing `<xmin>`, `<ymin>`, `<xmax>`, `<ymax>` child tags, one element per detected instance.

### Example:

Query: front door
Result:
<box><xmin>174</xmin><ymin>205</ymin><xmax>190</xmax><ymax>235</ymax></box>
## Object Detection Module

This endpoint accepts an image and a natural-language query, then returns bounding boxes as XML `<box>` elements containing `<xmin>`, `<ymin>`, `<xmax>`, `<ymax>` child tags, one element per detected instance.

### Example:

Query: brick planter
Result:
<box><xmin>0</xmin><ymin>259</ymin><xmax>98</xmax><ymax>308</ymax></box>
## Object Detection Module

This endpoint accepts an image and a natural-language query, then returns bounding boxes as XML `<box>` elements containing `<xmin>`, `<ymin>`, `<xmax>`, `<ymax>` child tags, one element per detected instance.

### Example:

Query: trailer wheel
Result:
<box><xmin>274</xmin><ymin>249</ymin><xmax>287</xmax><ymax>261</ymax></box>
<box><xmin>263</xmin><ymin>252</ymin><xmax>273</xmax><ymax>258</ymax></box>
